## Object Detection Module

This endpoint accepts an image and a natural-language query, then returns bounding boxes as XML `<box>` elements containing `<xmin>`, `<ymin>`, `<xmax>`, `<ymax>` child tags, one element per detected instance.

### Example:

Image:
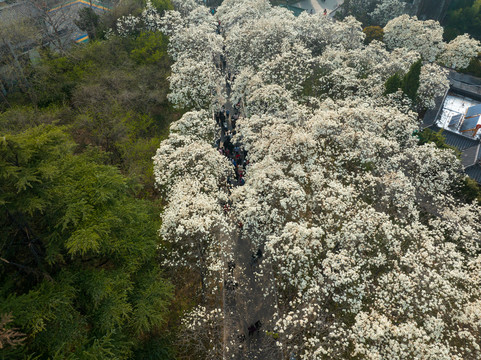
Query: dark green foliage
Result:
<box><xmin>18</xmin><ymin>30</ymin><xmax>174</xmax><ymax>196</ymax></box>
<box><xmin>384</xmin><ymin>60</ymin><xmax>422</xmax><ymax>105</ymax></box>
<box><xmin>459</xmin><ymin>176</ymin><xmax>481</xmax><ymax>203</ymax></box>
<box><xmin>384</xmin><ymin>73</ymin><xmax>402</xmax><ymax>95</ymax></box>
<box><xmin>339</xmin><ymin>0</ymin><xmax>377</xmax><ymax>26</ymax></box>
<box><xmin>444</xmin><ymin>0</ymin><xmax>481</xmax><ymax>41</ymax></box>
<box><xmin>149</xmin><ymin>0</ymin><xmax>174</xmax><ymax>12</ymax></box>
<box><xmin>416</xmin><ymin>128</ymin><xmax>460</xmax><ymax>154</ymax></box>
<box><xmin>130</xmin><ymin>31</ymin><xmax>169</xmax><ymax>65</ymax></box>
<box><xmin>0</xmin><ymin>126</ymin><xmax>173</xmax><ymax>359</ymax></box>
<box><xmin>401</xmin><ymin>59</ymin><xmax>422</xmax><ymax>103</ymax></box>
<box><xmin>75</xmin><ymin>8</ymin><xmax>100</xmax><ymax>40</ymax></box>
<box><xmin>363</xmin><ymin>26</ymin><xmax>384</xmax><ymax>44</ymax></box>
<box><xmin>460</xmin><ymin>53</ymin><xmax>481</xmax><ymax>77</ymax></box>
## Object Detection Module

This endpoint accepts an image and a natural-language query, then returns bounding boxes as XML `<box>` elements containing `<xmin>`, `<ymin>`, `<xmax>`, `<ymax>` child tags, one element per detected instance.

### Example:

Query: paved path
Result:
<box><xmin>292</xmin><ymin>0</ymin><xmax>343</xmax><ymax>14</ymax></box>
<box><xmin>215</xmin><ymin>58</ymin><xmax>283</xmax><ymax>359</ymax></box>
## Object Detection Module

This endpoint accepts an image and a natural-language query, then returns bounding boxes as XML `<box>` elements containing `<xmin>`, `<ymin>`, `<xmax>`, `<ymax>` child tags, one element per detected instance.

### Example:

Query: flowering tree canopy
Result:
<box><xmin>153</xmin><ymin>1</ymin><xmax>481</xmax><ymax>358</ymax></box>
<box><xmin>439</xmin><ymin>33</ymin><xmax>481</xmax><ymax>70</ymax></box>
<box><xmin>384</xmin><ymin>15</ymin><xmax>445</xmax><ymax>62</ymax></box>
<box><xmin>370</xmin><ymin>0</ymin><xmax>406</xmax><ymax>26</ymax></box>
<box><xmin>384</xmin><ymin>15</ymin><xmax>480</xmax><ymax>68</ymax></box>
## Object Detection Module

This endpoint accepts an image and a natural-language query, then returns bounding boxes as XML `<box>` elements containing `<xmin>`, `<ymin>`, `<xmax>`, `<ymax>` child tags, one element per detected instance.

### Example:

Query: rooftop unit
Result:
<box><xmin>448</xmin><ymin>113</ymin><xmax>463</xmax><ymax>129</ymax></box>
<box><xmin>465</xmin><ymin>104</ymin><xmax>481</xmax><ymax>119</ymax></box>
<box><xmin>460</xmin><ymin>115</ymin><xmax>481</xmax><ymax>137</ymax></box>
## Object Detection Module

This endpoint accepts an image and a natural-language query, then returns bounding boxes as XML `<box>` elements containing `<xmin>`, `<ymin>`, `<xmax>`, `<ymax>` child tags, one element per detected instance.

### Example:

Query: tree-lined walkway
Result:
<box><xmin>215</xmin><ymin>48</ymin><xmax>283</xmax><ymax>359</ymax></box>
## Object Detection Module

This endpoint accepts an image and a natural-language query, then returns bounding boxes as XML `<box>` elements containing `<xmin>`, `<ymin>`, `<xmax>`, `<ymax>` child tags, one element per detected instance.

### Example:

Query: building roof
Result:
<box><xmin>431</xmin><ymin>125</ymin><xmax>480</xmax><ymax>151</ymax></box>
<box><xmin>465</xmin><ymin>164</ymin><xmax>481</xmax><ymax>183</ymax></box>
<box><xmin>423</xmin><ymin>72</ymin><xmax>481</xmax><ymax>183</ymax></box>
<box><xmin>461</xmin><ymin>144</ymin><xmax>481</xmax><ymax>168</ymax></box>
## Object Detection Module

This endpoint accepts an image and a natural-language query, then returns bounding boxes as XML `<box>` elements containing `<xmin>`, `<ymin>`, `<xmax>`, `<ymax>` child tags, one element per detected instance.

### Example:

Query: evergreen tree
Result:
<box><xmin>401</xmin><ymin>59</ymin><xmax>422</xmax><ymax>103</ymax></box>
<box><xmin>0</xmin><ymin>125</ymin><xmax>173</xmax><ymax>359</ymax></box>
<box><xmin>384</xmin><ymin>72</ymin><xmax>402</xmax><ymax>95</ymax></box>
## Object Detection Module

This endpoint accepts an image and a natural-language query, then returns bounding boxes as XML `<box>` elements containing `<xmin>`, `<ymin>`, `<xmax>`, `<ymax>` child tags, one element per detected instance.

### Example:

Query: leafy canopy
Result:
<box><xmin>0</xmin><ymin>125</ymin><xmax>173</xmax><ymax>359</ymax></box>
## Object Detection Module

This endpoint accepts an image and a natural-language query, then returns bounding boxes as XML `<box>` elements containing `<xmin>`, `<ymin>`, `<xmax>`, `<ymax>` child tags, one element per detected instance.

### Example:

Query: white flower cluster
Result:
<box><xmin>153</xmin><ymin>110</ymin><xmax>233</xmax><ymax>300</ymax></box>
<box><xmin>154</xmin><ymin>1</ymin><xmax>481</xmax><ymax>358</ymax></box>
<box><xmin>417</xmin><ymin>63</ymin><xmax>450</xmax><ymax>109</ymax></box>
<box><xmin>112</xmin><ymin>1</ymin><xmax>162</xmax><ymax>36</ymax></box>
<box><xmin>369</xmin><ymin>0</ymin><xmax>405</xmax><ymax>26</ymax></box>
<box><xmin>384</xmin><ymin>15</ymin><xmax>445</xmax><ymax>62</ymax></box>
<box><xmin>384</xmin><ymin>15</ymin><xmax>480</xmax><ymax>68</ymax></box>
<box><xmin>178</xmin><ymin>305</ymin><xmax>224</xmax><ymax>359</ymax></box>
<box><xmin>161</xmin><ymin>5</ymin><xmax>225</xmax><ymax>110</ymax></box>
<box><xmin>439</xmin><ymin>34</ymin><xmax>481</xmax><ymax>70</ymax></box>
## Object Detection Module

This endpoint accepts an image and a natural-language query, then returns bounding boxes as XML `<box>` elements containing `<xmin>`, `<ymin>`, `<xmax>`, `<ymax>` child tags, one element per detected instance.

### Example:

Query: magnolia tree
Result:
<box><xmin>168</xmin><ymin>23</ymin><xmax>223</xmax><ymax>62</ymax></box>
<box><xmin>439</xmin><ymin>34</ymin><xmax>481</xmax><ymax>70</ymax></box>
<box><xmin>154</xmin><ymin>1</ymin><xmax>481</xmax><ymax>358</ymax></box>
<box><xmin>417</xmin><ymin>63</ymin><xmax>450</xmax><ymax>109</ymax></box>
<box><xmin>109</xmin><ymin>0</ymin><xmax>162</xmax><ymax>36</ymax></box>
<box><xmin>167</xmin><ymin>56</ymin><xmax>225</xmax><ymax>110</ymax></box>
<box><xmin>369</xmin><ymin>0</ymin><xmax>405</xmax><ymax>26</ymax></box>
<box><xmin>384</xmin><ymin>15</ymin><xmax>445</xmax><ymax>62</ymax></box>
<box><xmin>216</xmin><ymin>0</ymin><xmax>272</xmax><ymax>32</ymax></box>
<box><xmin>224</xmin><ymin>11</ymin><xmax>297</xmax><ymax>71</ymax></box>
<box><xmin>153</xmin><ymin>111</ymin><xmax>233</xmax><ymax>302</ymax></box>
<box><xmin>170</xmin><ymin>0</ymin><xmax>201</xmax><ymax>17</ymax></box>
<box><xmin>231</xmin><ymin>97</ymin><xmax>481</xmax><ymax>359</ymax></box>
<box><xmin>384</xmin><ymin>15</ymin><xmax>480</xmax><ymax>68</ymax></box>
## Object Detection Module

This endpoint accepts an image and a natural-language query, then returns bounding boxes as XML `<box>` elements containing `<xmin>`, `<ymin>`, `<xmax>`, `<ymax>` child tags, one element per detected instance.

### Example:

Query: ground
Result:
<box><xmin>292</xmin><ymin>0</ymin><xmax>343</xmax><ymax>15</ymax></box>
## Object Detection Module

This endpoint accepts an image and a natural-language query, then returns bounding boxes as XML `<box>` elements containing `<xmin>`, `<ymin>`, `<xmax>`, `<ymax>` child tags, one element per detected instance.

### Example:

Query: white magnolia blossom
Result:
<box><xmin>153</xmin><ymin>111</ymin><xmax>232</xmax><ymax>193</ymax></box>
<box><xmin>167</xmin><ymin>55</ymin><xmax>225</xmax><ymax>110</ymax></box>
<box><xmin>216</xmin><ymin>0</ymin><xmax>272</xmax><ymax>31</ymax></box>
<box><xmin>186</xmin><ymin>6</ymin><xmax>218</xmax><ymax>29</ymax></box>
<box><xmin>169</xmin><ymin>110</ymin><xmax>217</xmax><ymax>143</ymax></box>
<box><xmin>369</xmin><ymin>0</ymin><xmax>406</xmax><ymax>26</ymax></box>
<box><xmin>314</xmin><ymin>42</ymin><xmax>419</xmax><ymax>100</ymax></box>
<box><xmin>112</xmin><ymin>1</ymin><xmax>163</xmax><ymax>36</ymax></box>
<box><xmin>178</xmin><ymin>305</ymin><xmax>224</xmax><ymax>359</ymax></box>
<box><xmin>225</xmin><ymin>10</ymin><xmax>296</xmax><ymax>71</ymax></box>
<box><xmin>168</xmin><ymin>23</ymin><xmax>223</xmax><ymax>62</ymax></box>
<box><xmin>417</xmin><ymin>63</ymin><xmax>450</xmax><ymax>109</ymax></box>
<box><xmin>153</xmin><ymin>137</ymin><xmax>232</xmax><ymax>193</ymax></box>
<box><xmin>439</xmin><ymin>34</ymin><xmax>481</xmax><ymax>70</ymax></box>
<box><xmin>141</xmin><ymin>0</ymin><xmax>162</xmax><ymax>32</ymax></box>
<box><xmin>115</xmin><ymin>14</ymin><xmax>141</xmax><ymax>37</ymax></box>
<box><xmin>154</xmin><ymin>1</ymin><xmax>481</xmax><ymax>358</ymax></box>
<box><xmin>258</xmin><ymin>42</ymin><xmax>313</xmax><ymax>96</ymax></box>
<box><xmin>160</xmin><ymin>178</ymin><xmax>228</xmax><ymax>279</ymax></box>
<box><xmin>384</xmin><ymin>15</ymin><xmax>445</xmax><ymax>62</ymax></box>
<box><xmin>170</xmin><ymin>0</ymin><xmax>201</xmax><ymax>17</ymax></box>
<box><xmin>158</xmin><ymin>10</ymin><xmax>185</xmax><ymax>36</ymax></box>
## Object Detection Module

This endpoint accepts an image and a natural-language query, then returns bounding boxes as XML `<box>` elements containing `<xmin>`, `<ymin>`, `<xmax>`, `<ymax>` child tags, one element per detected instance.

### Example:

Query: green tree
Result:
<box><xmin>0</xmin><ymin>125</ymin><xmax>173</xmax><ymax>359</ymax></box>
<box><xmin>444</xmin><ymin>0</ymin><xmax>481</xmax><ymax>41</ymax></box>
<box><xmin>384</xmin><ymin>72</ymin><xmax>402</xmax><ymax>95</ymax></box>
<box><xmin>363</xmin><ymin>25</ymin><xmax>384</xmax><ymax>44</ymax></box>
<box><xmin>401</xmin><ymin>59</ymin><xmax>422</xmax><ymax>103</ymax></box>
<box><xmin>75</xmin><ymin>7</ymin><xmax>100</xmax><ymax>40</ymax></box>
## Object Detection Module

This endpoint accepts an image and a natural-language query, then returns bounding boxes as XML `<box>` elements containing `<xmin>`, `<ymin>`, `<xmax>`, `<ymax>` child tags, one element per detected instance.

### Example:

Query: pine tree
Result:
<box><xmin>384</xmin><ymin>72</ymin><xmax>402</xmax><ymax>95</ymax></box>
<box><xmin>0</xmin><ymin>125</ymin><xmax>173</xmax><ymax>359</ymax></box>
<box><xmin>401</xmin><ymin>59</ymin><xmax>422</xmax><ymax>103</ymax></box>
